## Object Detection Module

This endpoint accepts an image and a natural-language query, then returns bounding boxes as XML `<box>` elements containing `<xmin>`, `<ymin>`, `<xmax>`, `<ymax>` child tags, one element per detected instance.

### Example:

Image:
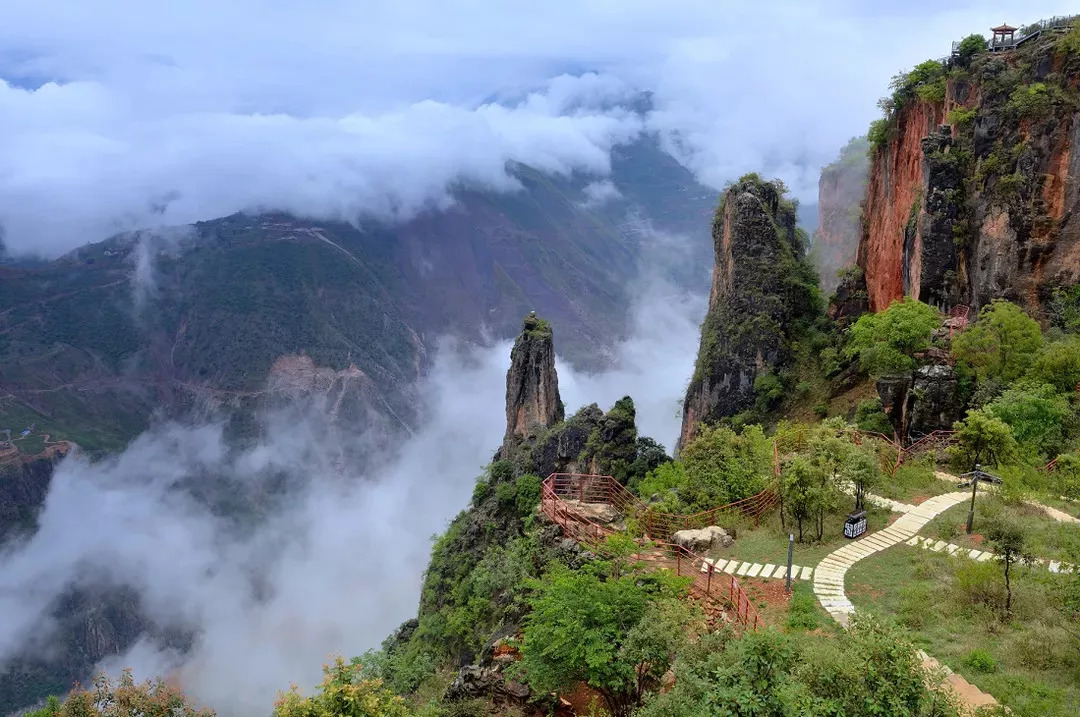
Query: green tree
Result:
<box><xmin>955</xmin><ymin>33</ymin><xmax>987</xmax><ymax>64</ymax></box>
<box><xmin>780</xmin><ymin>456</ymin><xmax>822</xmax><ymax>542</ymax></box>
<box><xmin>49</xmin><ymin>671</ymin><xmax>213</xmax><ymax>717</ymax></box>
<box><xmin>679</xmin><ymin>424</ymin><xmax>771</xmax><ymax>510</ymax></box>
<box><xmin>628</xmin><ymin>436</ymin><xmax>670</xmax><ymax>486</ymax></box>
<box><xmin>985</xmin><ymin>381</ymin><xmax>1074</xmax><ymax>459</ymax></box>
<box><xmin>952</xmin><ymin>299</ymin><xmax>1043</xmax><ymax>383</ymax></box>
<box><xmin>985</xmin><ymin>522</ymin><xmax>1032</xmax><ymax>619</ymax></box>
<box><xmin>274</xmin><ymin>656</ymin><xmax>407</xmax><ymax>717</ymax></box>
<box><xmin>845</xmin><ymin>446</ymin><xmax>881</xmax><ymax>512</ymax></box>
<box><xmin>520</xmin><ymin>567</ymin><xmax>693</xmax><ymax>717</ymax></box>
<box><xmin>1028</xmin><ymin>336</ymin><xmax>1080</xmax><ymax>393</ymax></box>
<box><xmin>847</xmin><ymin>298</ymin><xmax>941</xmax><ymax>376</ymax></box>
<box><xmin>950</xmin><ymin>408</ymin><xmax>1019</xmax><ymax>468</ymax></box>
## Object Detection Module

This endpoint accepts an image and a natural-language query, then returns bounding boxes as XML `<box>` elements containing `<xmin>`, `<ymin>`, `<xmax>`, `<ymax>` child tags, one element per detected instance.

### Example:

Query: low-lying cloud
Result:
<box><xmin>3</xmin><ymin>0</ymin><xmax>1072</xmax><ymax>256</ymax></box>
<box><xmin>0</xmin><ymin>267</ymin><xmax>705</xmax><ymax>716</ymax></box>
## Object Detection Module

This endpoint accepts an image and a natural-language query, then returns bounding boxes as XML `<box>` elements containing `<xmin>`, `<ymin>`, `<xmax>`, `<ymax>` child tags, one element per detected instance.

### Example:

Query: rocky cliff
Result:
<box><xmin>502</xmin><ymin>314</ymin><xmax>563</xmax><ymax>452</ymax></box>
<box><xmin>814</xmin><ymin>137</ymin><xmax>869</xmax><ymax>293</ymax></box>
<box><xmin>857</xmin><ymin>22</ymin><xmax>1080</xmax><ymax>316</ymax></box>
<box><xmin>679</xmin><ymin>176</ymin><xmax>820</xmax><ymax>446</ymax></box>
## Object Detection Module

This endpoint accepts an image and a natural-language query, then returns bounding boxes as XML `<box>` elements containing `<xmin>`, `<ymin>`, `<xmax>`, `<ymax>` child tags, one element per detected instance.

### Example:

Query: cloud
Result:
<box><xmin>579</xmin><ymin>180</ymin><xmax>623</xmax><ymax>208</ymax></box>
<box><xmin>3</xmin><ymin>0</ymin><xmax>1075</xmax><ymax>256</ymax></box>
<box><xmin>0</xmin><ymin>262</ymin><xmax>705</xmax><ymax>714</ymax></box>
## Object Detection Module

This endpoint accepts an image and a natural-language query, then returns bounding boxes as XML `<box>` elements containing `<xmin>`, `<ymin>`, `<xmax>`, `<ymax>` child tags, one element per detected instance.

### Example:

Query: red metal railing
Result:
<box><xmin>541</xmin><ymin>475</ymin><xmax>760</xmax><ymax>631</ymax></box>
<box><xmin>948</xmin><ymin>304</ymin><xmax>970</xmax><ymax>340</ymax></box>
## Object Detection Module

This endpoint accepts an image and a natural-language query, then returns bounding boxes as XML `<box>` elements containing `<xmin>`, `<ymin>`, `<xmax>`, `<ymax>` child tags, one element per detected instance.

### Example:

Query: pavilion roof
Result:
<box><xmin>991</xmin><ymin>24</ymin><xmax>1017</xmax><ymax>32</ymax></box>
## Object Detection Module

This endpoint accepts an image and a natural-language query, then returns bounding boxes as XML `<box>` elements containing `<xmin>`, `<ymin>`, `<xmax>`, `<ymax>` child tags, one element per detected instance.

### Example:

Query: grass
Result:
<box><xmin>702</xmin><ymin>503</ymin><xmax>892</xmax><ymax>567</ymax></box>
<box><xmin>923</xmin><ymin>493</ymin><xmax>1080</xmax><ymax>561</ymax></box>
<box><xmin>847</xmin><ymin>545</ymin><xmax>1080</xmax><ymax>717</ymax></box>
<box><xmin>874</xmin><ymin>457</ymin><xmax>958</xmax><ymax>502</ymax></box>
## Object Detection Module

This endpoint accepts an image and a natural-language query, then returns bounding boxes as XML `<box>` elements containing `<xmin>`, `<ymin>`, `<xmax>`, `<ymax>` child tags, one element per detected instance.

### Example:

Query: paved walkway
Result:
<box><xmin>907</xmin><ymin>535</ymin><xmax>1076</xmax><ymax>572</ymax></box>
<box><xmin>812</xmin><ymin>490</ymin><xmax>998</xmax><ymax>712</ymax></box>
<box><xmin>812</xmin><ymin>492</ymin><xmax>969</xmax><ymax>625</ymax></box>
<box><xmin>700</xmin><ymin>558</ymin><xmax>813</xmax><ymax>581</ymax></box>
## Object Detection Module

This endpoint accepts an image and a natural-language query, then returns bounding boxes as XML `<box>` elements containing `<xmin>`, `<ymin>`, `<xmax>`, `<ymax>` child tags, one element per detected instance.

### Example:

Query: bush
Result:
<box><xmin>948</xmin><ymin>105</ymin><xmax>977</xmax><ymax>126</ymax></box>
<box><xmin>813</xmin><ymin>401</ymin><xmax>829</xmax><ymax>418</ymax></box>
<box><xmin>953</xmin><ymin>559</ymin><xmax>1006</xmax><ymax>610</ymax></box>
<box><xmin>679</xmin><ymin>424</ymin><xmax>771</xmax><ymax>510</ymax></box>
<box><xmin>854</xmin><ymin>398</ymin><xmax>894</xmax><ymax>435</ymax></box>
<box><xmin>955</xmin><ymin>34</ymin><xmax>987</xmax><ymax>64</ymax></box>
<box><xmin>1007</xmin><ymin>83</ymin><xmax>1061</xmax><ymax>120</ymax></box>
<box><xmin>962</xmin><ymin>649</ymin><xmax>998</xmax><ymax>673</ymax></box>
<box><xmin>950</xmin><ymin>408</ymin><xmax>1019</xmax><ymax>468</ymax></box>
<box><xmin>868</xmin><ymin>118</ymin><xmax>890</xmax><ymax>151</ymax></box>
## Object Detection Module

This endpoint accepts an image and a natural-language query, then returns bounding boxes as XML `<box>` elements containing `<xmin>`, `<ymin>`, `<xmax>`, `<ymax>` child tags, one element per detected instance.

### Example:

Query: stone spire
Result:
<box><xmin>503</xmin><ymin>312</ymin><xmax>563</xmax><ymax>451</ymax></box>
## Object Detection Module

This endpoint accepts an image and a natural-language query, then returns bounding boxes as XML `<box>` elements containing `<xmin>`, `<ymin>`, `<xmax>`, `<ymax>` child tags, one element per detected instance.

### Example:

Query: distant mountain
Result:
<box><xmin>0</xmin><ymin>135</ymin><xmax>714</xmax><ymax>460</ymax></box>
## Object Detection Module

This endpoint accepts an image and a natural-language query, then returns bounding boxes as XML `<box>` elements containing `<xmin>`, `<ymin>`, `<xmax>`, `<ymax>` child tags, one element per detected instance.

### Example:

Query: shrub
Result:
<box><xmin>813</xmin><ymin>401</ymin><xmax>829</xmax><ymax>418</ymax></box>
<box><xmin>985</xmin><ymin>381</ymin><xmax>1074</xmax><ymax>459</ymax></box>
<box><xmin>854</xmin><ymin>398</ymin><xmax>894</xmax><ymax>435</ymax></box>
<box><xmin>953</xmin><ymin>559</ymin><xmax>1006</xmax><ymax>610</ymax></box>
<box><xmin>1007</xmin><ymin>83</ymin><xmax>1061</xmax><ymax>120</ymax></box>
<box><xmin>868</xmin><ymin>118</ymin><xmax>890</xmax><ymax>151</ymax></box>
<box><xmin>1028</xmin><ymin>336</ymin><xmax>1080</xmax><ymax>393</ymax></box>
<box><xmin>948</xmin><ymin>105</ymin><xmax>977</xmax><ymax>126</ymax></box>
<box><xmin>962</xmin><ymin>649</ymin><xmax>998</xmax><ymax>673</ymax></box>
<box><xmin>679</xmin><ymin>424</ymin><xmax>771</xmax><ymax>509</ymax></box>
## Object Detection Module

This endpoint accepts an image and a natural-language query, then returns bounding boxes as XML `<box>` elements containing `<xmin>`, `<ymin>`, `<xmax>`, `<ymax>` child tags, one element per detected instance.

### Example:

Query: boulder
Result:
<box><xmin>672</xmin><ymin>525</ymin><xmax>733</xmax><ymax>553</ymax></box>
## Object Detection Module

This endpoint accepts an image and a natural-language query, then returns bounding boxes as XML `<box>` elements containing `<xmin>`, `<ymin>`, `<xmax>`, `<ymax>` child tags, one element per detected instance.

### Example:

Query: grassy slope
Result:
<box><xmin>848</xmin><ymin>545</ymin><xmax>1080</xmax><ymax>716</ymax></box>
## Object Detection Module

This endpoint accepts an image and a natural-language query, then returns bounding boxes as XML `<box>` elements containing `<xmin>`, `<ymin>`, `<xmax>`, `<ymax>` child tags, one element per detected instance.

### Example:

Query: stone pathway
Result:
<box><xmin>1028</xmin><ymin>500</ymin><xmax>1080</xmax><ymax>525</ymax></box>
<box><xmin>812</xmin><ymin>491</ymin><xmax>970</xmax><ymax>625</ymax></box>
<box><xmin>907</xmin><ymin>535</ymin><xmax>1076</xmax><ymax>572</ymax></box>
<box><xmin>700</xmin><ymin>558</ymin><xmax>813</xmax><ymax>581</ymax></box>
<box><xmin>812</xmin><ymin>490</ymin><xmax>999</xmax><ymax>712</ymax></box>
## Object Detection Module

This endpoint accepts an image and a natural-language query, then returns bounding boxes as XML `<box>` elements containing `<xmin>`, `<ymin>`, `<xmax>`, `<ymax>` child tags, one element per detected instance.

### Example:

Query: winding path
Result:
<box><xmin>812</xmin><ymin>491</ymin><xmax>969</xmax><ymax>625</ymax></box>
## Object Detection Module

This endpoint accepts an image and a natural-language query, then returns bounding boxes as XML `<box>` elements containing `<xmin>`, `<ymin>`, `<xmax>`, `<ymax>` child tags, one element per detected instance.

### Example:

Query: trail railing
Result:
<box><xmin>541</xmin><ymin>474</ymin><xmax>761</xmax><ymax>631</ymax></box>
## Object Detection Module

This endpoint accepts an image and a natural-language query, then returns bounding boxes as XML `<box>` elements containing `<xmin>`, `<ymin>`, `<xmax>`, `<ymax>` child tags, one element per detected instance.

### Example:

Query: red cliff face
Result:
<box><xmin>855</xmin><ymin>34</ymin><xmax>1080</xmax><ymax>317</ymax></box>
<box><xmin>858</xmin><ymin>100</ymin><xmax>943</xmax><ymax>312</ymax></box>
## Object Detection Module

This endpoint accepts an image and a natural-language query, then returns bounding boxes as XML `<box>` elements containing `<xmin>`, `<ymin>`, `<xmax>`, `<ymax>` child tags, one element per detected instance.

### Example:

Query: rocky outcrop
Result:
<box><xmin>877</xmin><ymin>365</ymin><xmax>963</xmax><ymax>438</ymax></box>
<box><xmin>680</xmin><ymin>176</ymin><xmax>820</xmax><ymax>446</ymax></box>
<box><xmin>815</xmin><ymin>137</ymin><xmax>870</xmax><ymax>294</ymax></box>
<box><xmin>857</xmin><ymin>29</ymin><xmax>1080</xmax><ymax>316</ymax></box>
<box><xmin>444</xmin><ymin>664</ymin><xmax>530</xmax><ymax>703</ymax></box>
<box><xmin>0</xmin><ymin>447</ymin><xmax>68</xmax><ymax>544</ymax></box>
<box><xmin>503</xmin><ymin>313</ymin><xmax>563</xmax><ymax>453</ymax></box>
<box><xmin>672</xmin><ymin>526</ymin><xmax>734</xmax><ymax>553</ymax></box>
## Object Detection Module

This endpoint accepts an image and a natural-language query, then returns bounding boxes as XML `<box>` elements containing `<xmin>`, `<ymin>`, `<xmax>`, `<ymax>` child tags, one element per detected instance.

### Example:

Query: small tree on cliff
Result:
<box><xmin>35</xmin><ymin>670</ymin><xmax>214</xmax><ymax>717</ymax></box>
<box><xmin>847</xmin><ymin>298</ymin><xmax>940</xmax><ymax>376</ymax></box>
<box><xmin>952</xmin><ymin>299</ymin><xmax>1043</xmax><ymax>383</ymax></box>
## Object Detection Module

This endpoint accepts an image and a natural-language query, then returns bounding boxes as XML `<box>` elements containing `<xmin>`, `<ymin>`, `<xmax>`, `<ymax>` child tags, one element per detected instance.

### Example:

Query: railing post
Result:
<box><xmin>676</xmin><ymin>550</ymin><xmax>681</xmax><ymax>575</ymax></box>
<box><xmin>707</xmin><ymin>564</ymin><xmax>713</xmax><ymax>594</ymax></box>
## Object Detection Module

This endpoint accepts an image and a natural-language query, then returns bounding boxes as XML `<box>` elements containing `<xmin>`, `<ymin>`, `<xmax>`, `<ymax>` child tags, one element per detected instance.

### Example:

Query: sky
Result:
<box><xmin>2</xmin><ymin>0</ymin><xmax>1075</xmax><ymax>256</ymax></box>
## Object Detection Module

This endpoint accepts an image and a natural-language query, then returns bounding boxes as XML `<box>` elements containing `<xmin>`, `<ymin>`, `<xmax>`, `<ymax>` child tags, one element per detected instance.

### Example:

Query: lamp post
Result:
<box><xmin>958</xmin><ymin>463</ymin><xmax>1003</xmax><ymax>534</ymax></box>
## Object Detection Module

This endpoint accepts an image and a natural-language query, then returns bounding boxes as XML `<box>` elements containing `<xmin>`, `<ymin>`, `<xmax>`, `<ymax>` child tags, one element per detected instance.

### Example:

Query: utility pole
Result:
<box><xmin>959</xmin><ymin>463</ymin><xmax>1003</xmax><ymax>534</ymax></box>
<box><xmin>785</xmin><ymin>533</ymin><xmax>794</xmax><ymax>593</ymax></box>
